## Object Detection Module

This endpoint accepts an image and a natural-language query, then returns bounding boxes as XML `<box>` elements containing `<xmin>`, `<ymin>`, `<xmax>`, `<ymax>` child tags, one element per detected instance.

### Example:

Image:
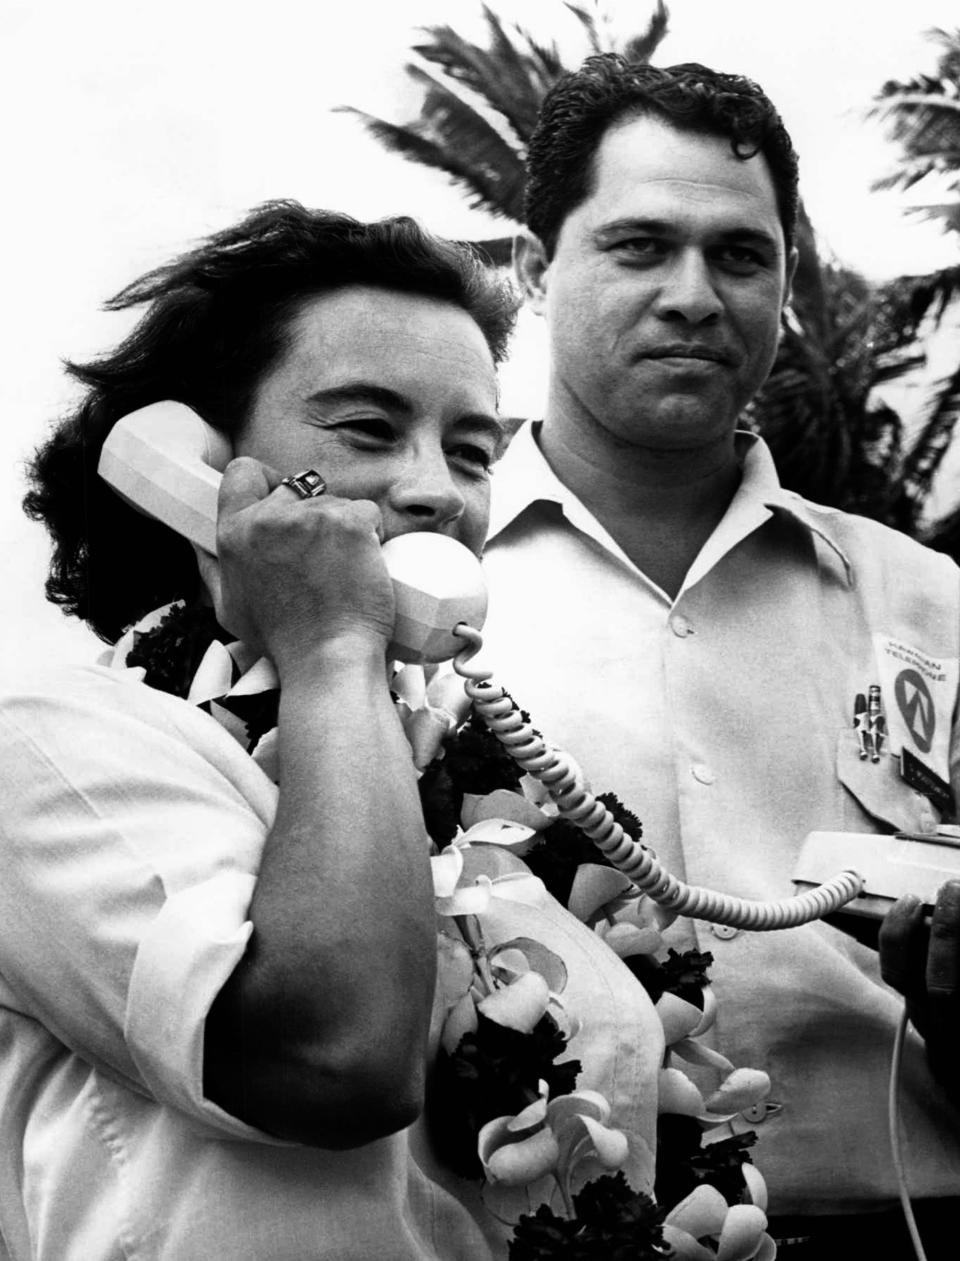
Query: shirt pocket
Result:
<box><xmin>836</xmin><ymin>727</ymin><xmax>940</xmax><ymax>834</ymax></box>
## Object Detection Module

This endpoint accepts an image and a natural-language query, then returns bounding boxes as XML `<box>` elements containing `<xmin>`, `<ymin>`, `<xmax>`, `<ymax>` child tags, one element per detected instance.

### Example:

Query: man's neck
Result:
<box><xmin>537</xmin><ymin>417</ymin><xmax>742</xmax><ymax>599</ymax></box>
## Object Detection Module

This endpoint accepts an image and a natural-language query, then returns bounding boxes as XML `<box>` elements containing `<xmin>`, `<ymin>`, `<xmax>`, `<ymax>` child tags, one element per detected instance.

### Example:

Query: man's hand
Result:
<box><xmin>879</xmin><ymin>879</ymin><xmax>960</xmax><ymax>1100</ymax></box>
<box><xmin>196</xmin><ymin>457</ymin><xmax>396</xmax><ymax>669</ymax></box>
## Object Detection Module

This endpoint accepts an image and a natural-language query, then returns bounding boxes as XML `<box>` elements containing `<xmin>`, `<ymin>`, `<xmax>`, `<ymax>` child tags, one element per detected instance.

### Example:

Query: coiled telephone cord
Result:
<box><xmin>452</xmin><ymin>626</ymin><xmax>864</xmax><ymax>931</ymax></box>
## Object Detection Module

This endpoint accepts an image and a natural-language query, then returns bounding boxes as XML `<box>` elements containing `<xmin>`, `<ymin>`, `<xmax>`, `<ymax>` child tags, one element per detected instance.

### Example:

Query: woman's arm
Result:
<box><xmin>203</xmin><ymin>460</ymin><xmax>437</xmax><ymax>1148</ymax></box>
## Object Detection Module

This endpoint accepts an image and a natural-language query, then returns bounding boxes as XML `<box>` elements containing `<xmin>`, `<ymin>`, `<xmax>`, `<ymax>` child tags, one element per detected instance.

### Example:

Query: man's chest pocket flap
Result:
<box><xmin>836</xmin><ymin>728</ymin><xmax>940</xmax><ymax>834</ymax></box>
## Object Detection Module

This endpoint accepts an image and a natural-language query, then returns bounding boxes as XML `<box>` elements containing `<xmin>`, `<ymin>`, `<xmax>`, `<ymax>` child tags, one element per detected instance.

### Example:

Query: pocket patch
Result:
<box><xmin>872</xmin><ymin>634</ymin><xmax>957</xmax><ymax>780</ymax></box>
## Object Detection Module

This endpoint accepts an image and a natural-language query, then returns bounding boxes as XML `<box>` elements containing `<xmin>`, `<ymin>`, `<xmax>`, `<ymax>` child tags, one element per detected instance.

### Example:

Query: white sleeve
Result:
<box><xmin>0</xmin><ymin>665</ymin><xmax>284</xmax><ymax>1140</ymax></box>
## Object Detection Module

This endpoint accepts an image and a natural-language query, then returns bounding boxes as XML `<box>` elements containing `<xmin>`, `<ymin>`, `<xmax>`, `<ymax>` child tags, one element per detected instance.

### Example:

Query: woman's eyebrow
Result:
<box><xmin>307</xmin><ymin>383</ymin><xmax>412</xmax><ymax>413</ymax></box>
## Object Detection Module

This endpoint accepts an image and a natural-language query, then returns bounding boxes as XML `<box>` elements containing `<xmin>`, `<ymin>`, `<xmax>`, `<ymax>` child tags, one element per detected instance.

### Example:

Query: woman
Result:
<box><xmin>4</xmin><ymin>204</ymin><xmax>672</xmax><ymax>1259</ymax></box>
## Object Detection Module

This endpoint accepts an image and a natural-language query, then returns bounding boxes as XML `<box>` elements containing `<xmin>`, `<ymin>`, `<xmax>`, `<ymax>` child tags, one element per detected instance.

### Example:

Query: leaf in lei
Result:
<box><xmin>624</xmin><ymin>948</ymin><xmax>715</xmax><ymax>1008</ymax></box>
<box><xmin>428</xmin><ymin>1010</ymin><xmax>581</xmax><ymax>1179</ymax></box>
<box><xmin>126</xmin><ymin>602</ymin><xmax>227</xmax><ymax>699</ymax></box>
<box><xmin>508</xmin><ymin>1173</ymin><xmax>669</xmax><ymax>1260</ymax></box>
<box><xmin>654</xmin><ymin>1114</ymin><xmax>756</xmax><ymax>1209</ymax></box>
<box><xmin>521</xmin><ymin>793</ymin><xmax>641</xmax><ymax>908</ymax></box>
<box><xmin>419</xmin><ymin>711</ymin><xmax>526</xmax><ymax>845</ymax></box>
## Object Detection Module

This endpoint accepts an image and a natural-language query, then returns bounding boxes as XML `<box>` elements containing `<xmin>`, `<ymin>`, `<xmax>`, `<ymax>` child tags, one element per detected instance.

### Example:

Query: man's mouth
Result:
<box><xmin>643</xmin><ymin>344</ymin><xmax>731</xmax><ymax>364</ymax></box>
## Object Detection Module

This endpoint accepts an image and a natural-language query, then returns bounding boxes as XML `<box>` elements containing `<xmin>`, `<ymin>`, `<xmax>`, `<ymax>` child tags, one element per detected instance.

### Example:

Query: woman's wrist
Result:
<box><xmin>272</xmin><ymin>628</ymin><xmax>391</xmax><ymax>692</ymax></box>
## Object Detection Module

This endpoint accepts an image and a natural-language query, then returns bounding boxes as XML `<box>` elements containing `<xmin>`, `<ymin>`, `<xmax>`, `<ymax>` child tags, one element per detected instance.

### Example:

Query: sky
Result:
<box><xmin>3</xmin><ymin>0</ymin><xmax>960</xmax><ymax>667</ymax></box>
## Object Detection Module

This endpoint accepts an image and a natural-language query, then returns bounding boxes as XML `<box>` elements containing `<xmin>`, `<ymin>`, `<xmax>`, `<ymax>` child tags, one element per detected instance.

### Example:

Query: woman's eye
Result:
<box><xmin>341</xmin><ymin>417</ymin><xmax>394</xmax><ymax>441</ymax></box>
<box><xmin>449</xmin><ymin>443</ymin><xmax>494</xmax><ymax>474</ymax></box>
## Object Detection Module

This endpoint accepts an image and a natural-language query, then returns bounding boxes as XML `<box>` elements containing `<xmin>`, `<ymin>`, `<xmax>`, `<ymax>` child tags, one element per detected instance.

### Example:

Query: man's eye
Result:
<box><xmin>716</xmin><ymin>246</ymin><xmax>766</xmax><ymax>273</ymax></box>
<box><xmin>612</xmin><ymin>238</ymin><xmax>664</xmax><ymax>259</ymax></box>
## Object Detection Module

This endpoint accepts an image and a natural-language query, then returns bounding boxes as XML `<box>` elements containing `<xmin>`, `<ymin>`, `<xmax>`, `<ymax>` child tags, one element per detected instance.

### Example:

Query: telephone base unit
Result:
<box><xmin>793</xmin><ymin>828</ymin><xmax>960</xmax><ymax>948</ymax></box>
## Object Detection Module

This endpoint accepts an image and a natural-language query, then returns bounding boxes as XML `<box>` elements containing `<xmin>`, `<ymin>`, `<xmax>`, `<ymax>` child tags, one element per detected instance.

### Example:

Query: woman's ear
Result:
<box><xmin>513</xmin><ymin>233</ymin><xmax>551</xmax><ymax>316</ymax></box>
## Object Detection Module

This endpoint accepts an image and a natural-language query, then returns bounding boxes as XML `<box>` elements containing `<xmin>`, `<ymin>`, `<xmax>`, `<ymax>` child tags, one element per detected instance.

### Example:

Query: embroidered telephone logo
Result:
<box><xmin>894</xmin><ymin>668</ymin><xmax>936</xmax><ymax>754</ymax></box>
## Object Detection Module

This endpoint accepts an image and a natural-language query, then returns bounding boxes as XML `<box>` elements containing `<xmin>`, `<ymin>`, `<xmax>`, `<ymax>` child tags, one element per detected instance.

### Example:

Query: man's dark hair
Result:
<box><xmin>24</xmin><ymin>201</ymin><xmax>518</xmax><ymax>643</ymax></box>
<box><xmin>524</xmin><ymin>56</ymin><xmax>800</xmax><ymax>258</ymax></box>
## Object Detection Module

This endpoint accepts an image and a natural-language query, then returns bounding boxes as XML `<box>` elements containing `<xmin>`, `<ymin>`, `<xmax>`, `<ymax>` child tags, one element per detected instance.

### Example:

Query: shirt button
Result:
<box><xmin>710</xmin><ymin>923</ymin><xmax>739</xmax><ymax>940</ymax></box>
<box><xmin>691</xmin><ymin>763</ymin><xmax>715</xmax><ymax>785</ymax></box>
<box><xmin>742</xmin><ymin>1100</ymin><xmax>783</xmax><ymax>1123</ymax></box>
<box><xmin>670</xmin><ymin>615</ymin><xmax>693</xmax><ymax>637</ymax></box>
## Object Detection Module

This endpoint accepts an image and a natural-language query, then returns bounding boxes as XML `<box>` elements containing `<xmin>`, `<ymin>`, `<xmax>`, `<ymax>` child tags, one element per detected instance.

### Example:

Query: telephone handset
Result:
<box><xmin>97</xmin><ymin>401</ymin><xmax>488</xmax><ymax>663</ymax></box>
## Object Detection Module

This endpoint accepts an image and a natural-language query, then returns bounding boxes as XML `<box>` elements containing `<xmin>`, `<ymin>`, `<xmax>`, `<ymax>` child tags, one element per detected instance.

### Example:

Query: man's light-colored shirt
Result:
<box><xmin>481</xmin><ymin>421</ymin><xmax>960</xmax><ymax>1214</ymax></box>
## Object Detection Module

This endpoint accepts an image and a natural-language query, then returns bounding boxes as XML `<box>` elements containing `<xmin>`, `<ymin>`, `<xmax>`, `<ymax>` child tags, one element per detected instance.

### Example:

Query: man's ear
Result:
<box><xmin>513</xmin><ymin>232</ymin><xmax>550</xmax><ymax>316</ymax></box>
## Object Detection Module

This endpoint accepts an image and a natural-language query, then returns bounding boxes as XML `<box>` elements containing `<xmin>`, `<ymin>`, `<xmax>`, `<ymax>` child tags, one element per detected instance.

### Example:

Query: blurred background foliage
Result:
<box><xmin>341</xmin><ymin>3</ymin><xmax>960</xmax><ymax>557</ymax></box>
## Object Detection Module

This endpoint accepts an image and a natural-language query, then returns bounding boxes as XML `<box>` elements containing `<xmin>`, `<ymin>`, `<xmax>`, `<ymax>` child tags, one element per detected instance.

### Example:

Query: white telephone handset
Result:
<box><xmin>98</xmin><ymin>401</ymin><xmax>488</xmax><ymax>663</ymax></box>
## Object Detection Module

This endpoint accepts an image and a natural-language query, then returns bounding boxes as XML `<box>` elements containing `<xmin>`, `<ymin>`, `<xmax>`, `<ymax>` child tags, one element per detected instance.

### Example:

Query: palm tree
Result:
<box><xmin>866</xmin><ymin>28</ymin><xmax>960</xmax><ymax>549</ymax></box>
<box><xmin>339</xmin><ymin>4</ymin><xmax>953</xmax><ymax>537</ymax></box>
<box><xmin>337</xmin><ymin>2</ymin><xmax>669</xmax><ymax>263</ymax></box>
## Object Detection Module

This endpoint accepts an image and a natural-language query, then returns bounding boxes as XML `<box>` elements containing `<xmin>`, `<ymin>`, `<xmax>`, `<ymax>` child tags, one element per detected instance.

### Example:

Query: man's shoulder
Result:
<box><xmin>783</xmin><ymin>490</ymin><xmax>960</xmax><ymax>583</ymax></box>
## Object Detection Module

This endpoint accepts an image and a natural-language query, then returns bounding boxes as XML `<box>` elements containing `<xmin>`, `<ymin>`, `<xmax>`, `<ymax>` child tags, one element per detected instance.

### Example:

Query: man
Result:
<box><xmin>479</xmin><ymin>56</ymin><xmax>960</xmax><ymax>1255</ymax></box>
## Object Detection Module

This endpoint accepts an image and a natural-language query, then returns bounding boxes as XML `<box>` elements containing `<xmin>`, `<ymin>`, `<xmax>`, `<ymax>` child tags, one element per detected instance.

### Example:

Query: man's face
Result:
<box><xmin>519</xmin><ymin>114</ymin><xmax>796</xmax><ymax>455</ymax></box>
<box><xmin>234</xmin><ymin>286</ymin><xmax>501</xmax><ymax>557</ymax></box>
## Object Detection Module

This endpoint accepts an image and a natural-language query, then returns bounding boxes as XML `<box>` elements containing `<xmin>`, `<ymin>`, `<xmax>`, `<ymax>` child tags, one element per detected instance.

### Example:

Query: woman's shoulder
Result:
<box><xmin>0</xmin><ymin>659</ymin><xmax>254</xmax><ymax>776</ymax></box>
<box><xmin>0</xmin><ymin>660</ymin><xmax>191</xmax><ymax>726</ymax></box>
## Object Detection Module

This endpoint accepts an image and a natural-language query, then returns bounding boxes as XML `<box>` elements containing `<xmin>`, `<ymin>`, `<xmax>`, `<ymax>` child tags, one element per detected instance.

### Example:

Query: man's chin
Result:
<box><xmin>613</xmin><ymin>403</ymin><xmax>740</xmax><ymax>452</ymax></box>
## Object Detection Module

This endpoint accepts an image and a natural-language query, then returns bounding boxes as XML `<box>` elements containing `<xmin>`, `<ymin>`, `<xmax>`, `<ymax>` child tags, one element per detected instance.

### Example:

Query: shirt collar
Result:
<box><xmin>487</xmin><ymin>421</ymin><xmax>853</xmax><ymax>584</ymax></box>
<box><xmin>487</xmin><ymin>420</ymin><xmax>567</xmax><ymax>539</ymax></box>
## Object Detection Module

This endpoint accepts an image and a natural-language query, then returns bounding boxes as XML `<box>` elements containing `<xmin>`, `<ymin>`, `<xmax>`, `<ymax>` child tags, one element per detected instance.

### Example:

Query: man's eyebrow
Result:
<box><xmin>593</xmin><ymin>217</ymin><xmax>674</xmax><ymax>241</ymax></box>
<box><xmin>593</xmin><ymin>218</ymin><xmax>780</xmax><ymax>250</ymax></box>
<box><xmin>714</xmin><ymin>226</ymin><xmax>781</xmax><ymax>251</ymax></box>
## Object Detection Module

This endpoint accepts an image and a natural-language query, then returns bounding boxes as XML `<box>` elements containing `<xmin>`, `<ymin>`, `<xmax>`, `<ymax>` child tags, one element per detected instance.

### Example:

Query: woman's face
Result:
<box><xmin>233</xmin><ymin>286</ymin><xmax>503</xmax><ymax>556</ymax></box>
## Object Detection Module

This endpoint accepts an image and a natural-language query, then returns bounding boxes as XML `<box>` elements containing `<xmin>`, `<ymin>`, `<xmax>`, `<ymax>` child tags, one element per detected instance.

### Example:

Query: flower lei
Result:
<box><xmin>116</xmin><ymin>602</ymin><xmax>777</xmax><ymax>1261</ymax></box>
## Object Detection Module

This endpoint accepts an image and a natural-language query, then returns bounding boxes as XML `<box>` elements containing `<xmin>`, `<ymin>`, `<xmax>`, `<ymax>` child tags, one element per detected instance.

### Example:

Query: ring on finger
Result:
<box><xmin>280</xmin><ymin>469</ymin><xmax>327</xmax><ymax>499</ymax></box>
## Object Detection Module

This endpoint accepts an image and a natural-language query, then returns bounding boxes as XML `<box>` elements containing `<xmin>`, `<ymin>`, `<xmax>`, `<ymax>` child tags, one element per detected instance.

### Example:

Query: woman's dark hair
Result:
<box><xmin>24</xmin><ymin>201</ymin><xmax>518</xmax><ymax>642</ymax></box>
<box><xmin>524</xmin><ymin>56</ymin><xmax>800</xmax><ymax>258</ymax></box>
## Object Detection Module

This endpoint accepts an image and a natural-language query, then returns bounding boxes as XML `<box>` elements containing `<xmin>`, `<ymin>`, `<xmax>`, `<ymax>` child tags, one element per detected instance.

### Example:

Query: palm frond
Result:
<box><xmin>510</xmin><ymin>19</ymin><xmax>565</xmax><ymax>88</ymax></box>
<box><xmin>563</xmin><ymin>3</ymin><xmax>604</xmax><ymax>52</ymax></box>
<box><xmin>621</xmin><ymin>0</ymin><xmax>670</xmax><ymax>64</ymax></box>
<box><xmin>899</xmin><ymin>359</ymin><xmax>960</xmax><ymax>511</ymax></box>
<box><xmin>480</xmin><ymin>5</ymin><xmax>555</xmax><ymax>129</ymax></box>
<box><xmin>877</xmin><ymin>266</ymin><xmax>960</xmax><ymax>337</ymax></box>
<box><xmin>869</xmin><ymin>27</ymin><xmax>960</xmax><ymax>235</ymax></box>
<box><xmin>750</xmin><ymin>241</ymin><xmax>927</xmax><ymax>523</ymax></box>
<box><xmin>408</xmin><ymin>65</ymin><xmax>526</xmax><ymax>218</ymax></box>
<box><xmin>335</xmin><ymin>107</ymin><xmax>520</xmax><ymax>220</ymax></box>
<box><xmin>412</xmin><ymin>16</ymin><xmax>542</xmax><ymax>144</ymax></box>
<box><xmin>872</xmin><ymin>155</ymin><xmax>960</xmax><ymax>196</ymax></box>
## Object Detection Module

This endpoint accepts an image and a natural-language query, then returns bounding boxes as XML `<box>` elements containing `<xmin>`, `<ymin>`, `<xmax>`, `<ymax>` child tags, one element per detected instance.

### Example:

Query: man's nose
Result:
<box><xmin>654</xmin><ymin>251</ymin><xmax>723</xmax><ymax>324</ymax></box>
<box><xmin>388</xmin><ymin>449</ymin><xmax>466</xmax><ymax>529</ymax></box>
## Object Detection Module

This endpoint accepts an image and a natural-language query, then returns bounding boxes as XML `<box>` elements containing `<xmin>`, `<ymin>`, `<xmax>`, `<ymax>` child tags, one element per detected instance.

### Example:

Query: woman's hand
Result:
<box><xmin>196</xmin><ymin>457</ymin><xmax>396</xmax><ymax>668</ymax></box>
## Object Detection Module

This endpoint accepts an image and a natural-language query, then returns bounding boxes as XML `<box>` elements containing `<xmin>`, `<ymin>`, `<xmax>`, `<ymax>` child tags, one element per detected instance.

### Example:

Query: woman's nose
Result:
<box><xmin>388</xmin><ymin>451</ymin><xmax>466</xmax><ymax>529</ymax></box>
